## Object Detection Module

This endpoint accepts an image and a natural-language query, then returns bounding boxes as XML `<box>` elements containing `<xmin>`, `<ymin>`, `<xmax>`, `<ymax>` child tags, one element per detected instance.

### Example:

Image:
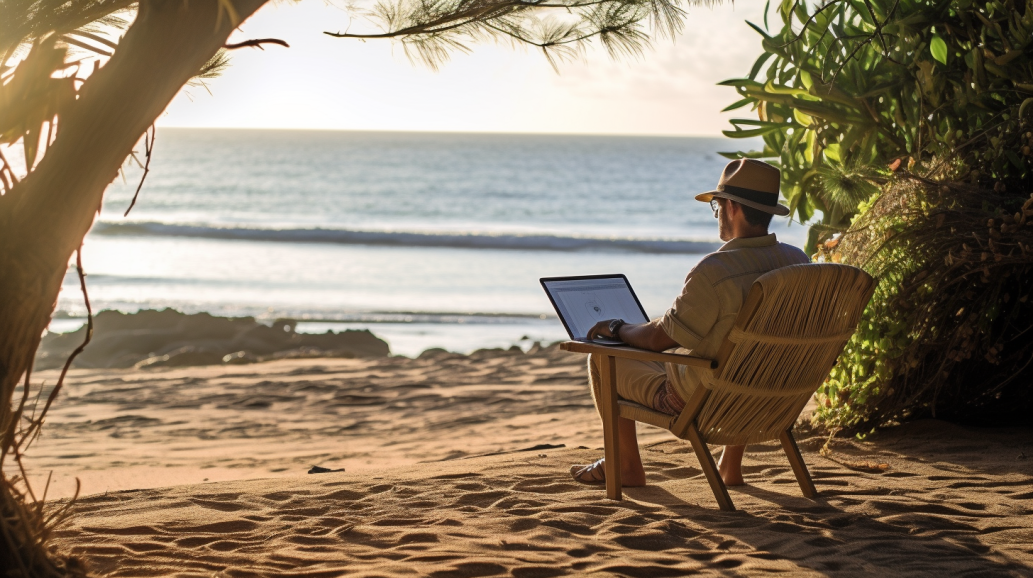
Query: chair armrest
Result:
<box><xmin>559</xmin><ymin>341</ymin><xmax>717</xmax><ymax>369</ymax></box>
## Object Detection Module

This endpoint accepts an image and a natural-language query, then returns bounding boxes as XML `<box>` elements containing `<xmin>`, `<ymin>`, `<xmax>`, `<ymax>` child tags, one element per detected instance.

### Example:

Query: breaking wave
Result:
<box><xmin>92</xmin><ymin>222</ymin><xmax>721</xmax><ymax>254</ymax></box>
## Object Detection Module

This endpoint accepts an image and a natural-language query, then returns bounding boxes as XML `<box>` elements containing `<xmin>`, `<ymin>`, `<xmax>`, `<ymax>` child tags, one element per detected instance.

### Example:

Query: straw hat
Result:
<box><xmin>695</xmin><ymin>159</ymin><xmax>790</xmax><ymax>216</ymax></box>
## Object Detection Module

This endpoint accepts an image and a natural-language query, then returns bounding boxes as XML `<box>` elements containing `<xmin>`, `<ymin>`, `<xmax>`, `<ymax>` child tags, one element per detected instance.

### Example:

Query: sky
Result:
<box><xmin>159</xmin><ymin>0</ymin><xmax>773</xmax><ymax>137</ymax></box>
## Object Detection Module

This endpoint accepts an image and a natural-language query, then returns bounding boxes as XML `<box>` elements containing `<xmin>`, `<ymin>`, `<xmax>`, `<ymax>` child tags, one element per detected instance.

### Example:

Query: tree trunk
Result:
<box><xmin>0</xmin><ymin>0</ymin><xmax>267</xmax><ymax>573</ymax></box>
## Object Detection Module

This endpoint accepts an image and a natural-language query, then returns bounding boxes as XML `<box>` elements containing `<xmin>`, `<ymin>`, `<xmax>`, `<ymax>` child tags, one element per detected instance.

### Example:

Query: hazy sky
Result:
<box><xmin>160</xmin><ymin>0</ymin><xmax>772</xmax><ymax>136</ymax></box>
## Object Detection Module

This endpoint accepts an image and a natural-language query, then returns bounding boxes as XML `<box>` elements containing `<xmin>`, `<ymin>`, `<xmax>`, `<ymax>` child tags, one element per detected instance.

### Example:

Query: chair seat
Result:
<box><xmin>617</xmin><ymin>400</ymin><xmax>675</xmax><ymax>431</ymax></box>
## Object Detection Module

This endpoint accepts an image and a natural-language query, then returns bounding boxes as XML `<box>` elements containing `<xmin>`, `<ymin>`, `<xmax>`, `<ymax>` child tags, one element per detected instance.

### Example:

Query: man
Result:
<box><xmin>571</xmin><ymin>158</ymin><xmax>808</xmax><ymax>487</ymax></box>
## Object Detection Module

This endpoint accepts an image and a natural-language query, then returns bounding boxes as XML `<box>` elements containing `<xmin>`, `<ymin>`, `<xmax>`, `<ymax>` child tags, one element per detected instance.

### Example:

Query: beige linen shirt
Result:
<box><xmin>660</xmin><ymin>233</ymin><xmax>809</xmax><ymax>401</ymax></box>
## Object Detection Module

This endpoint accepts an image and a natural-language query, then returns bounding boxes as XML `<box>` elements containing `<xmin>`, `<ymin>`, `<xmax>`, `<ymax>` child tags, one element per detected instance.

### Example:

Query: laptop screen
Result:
<box><xmin>541</xmin><ymin>275</ymin><xmax>649</xmax><ymax>340</ymax></box>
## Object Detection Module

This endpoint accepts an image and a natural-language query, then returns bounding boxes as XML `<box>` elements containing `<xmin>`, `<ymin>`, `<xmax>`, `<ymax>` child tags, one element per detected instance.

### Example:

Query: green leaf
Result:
<box><xmin>722</xmin><ymin>98</ymin><xmax>753</xmax><ymax>112</ymax></box>
<box><xmin>824</xmin><ymin>143</ymin><xmax>842</xmax><ymax>162</ymax></box>
<box><xmin>763</xmin><ymin>80</ymin><xmax>811</xmax><ymax>97</ymax></box>
<box><xmin>798</xmin><ymin>192</ymin><xmax>815</xmax><ymax>223</ymax></box>
<box><xmin>728</xmin><ymin>118</ymin><xmax>778</xmax><ymax>128</ymax></box>
<box><xmin>722</xmin><ymin>126</ymin><xmax>784</xmax><ymax>139</ymax></box>
<box><xmin>804</xmin><ymin>129</ymin><xmax>816</xmax><ymax>164</ymax></box>
<box><xmin>746</xmin><ymin>20</ymin><xmax>772</xmax><ymax>40</ymax></box>
<box><xmin>717</xmin><ymin>78</ymin><xmax>763</xmax><ymax>90</ymax></box>
<box><xmin>748</xmin><ymin>52</ymin><xmax>774</xmax><ymax>81</ymax></box>
<box><xmin>799</xmin><ymin>69</ymin><xmax>813</xmax><ymax>90</ymax></box>
<box><xmin>794</xmin><ymin>108</ymin><xmax>814</xmax><ymax>126</ymax></box>
<box><xmin>930</xmin><ymin>35</ymin><xmax>948</xmax><ymax>65</ymax></box>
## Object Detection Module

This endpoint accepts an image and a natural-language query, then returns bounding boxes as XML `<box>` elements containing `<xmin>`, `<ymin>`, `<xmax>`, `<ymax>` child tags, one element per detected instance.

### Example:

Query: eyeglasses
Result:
<box><xmin>710</xmin><ymin>199</ymin><xmax>720</xmax><ymax>218</ymax></box>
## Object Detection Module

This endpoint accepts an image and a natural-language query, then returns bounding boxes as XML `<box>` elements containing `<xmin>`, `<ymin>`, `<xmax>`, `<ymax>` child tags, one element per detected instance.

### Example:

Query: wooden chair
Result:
<box><xmin>561</xmin><ymin>263</ymin><xmax>876</xmax><ymax>511</ymax></box>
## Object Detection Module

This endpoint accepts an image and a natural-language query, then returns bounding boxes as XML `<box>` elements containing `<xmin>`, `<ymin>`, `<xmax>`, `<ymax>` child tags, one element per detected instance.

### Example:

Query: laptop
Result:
<box><xmin>540</xmin><ymin>274</ymin><xmax>649</xmax><ymax>345</ymax></box>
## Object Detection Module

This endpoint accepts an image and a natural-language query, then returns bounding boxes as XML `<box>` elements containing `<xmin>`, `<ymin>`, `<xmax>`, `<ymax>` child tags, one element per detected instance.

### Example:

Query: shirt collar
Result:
<box><xmin>718</xmin><ymin>233</ymin><xmax>777</xmax><ymax>252</ymax></box>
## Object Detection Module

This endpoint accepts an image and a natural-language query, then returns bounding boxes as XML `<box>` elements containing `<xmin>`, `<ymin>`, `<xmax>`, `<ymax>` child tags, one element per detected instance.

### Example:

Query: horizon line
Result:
<box><xmin>152</xmin><ymin>125</ymin><xmax>739</xmax><ymax>140</ymax></box>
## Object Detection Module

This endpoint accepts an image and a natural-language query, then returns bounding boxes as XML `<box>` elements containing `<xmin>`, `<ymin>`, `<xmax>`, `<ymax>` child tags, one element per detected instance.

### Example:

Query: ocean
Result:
<box><xmin>53</xmin><ymin>129</ymin><xmax>806</xmax><ymax>356</ymax></box>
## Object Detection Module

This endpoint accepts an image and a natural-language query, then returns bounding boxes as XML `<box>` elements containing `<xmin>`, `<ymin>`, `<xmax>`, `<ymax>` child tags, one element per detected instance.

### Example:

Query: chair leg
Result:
<box><xmin>780</xmin><ymin>429</ymin><xmax>817</xmax><ymax>498</ymax></box>
<box><xmin>598</xmin><ymin>354</ymin><xmax>622</xmax><ymax>500</ymax></box>
<box><xmin>684</xmin><ymin>424</ymin><xmax>735</xmax><ymax>511</ymax></box>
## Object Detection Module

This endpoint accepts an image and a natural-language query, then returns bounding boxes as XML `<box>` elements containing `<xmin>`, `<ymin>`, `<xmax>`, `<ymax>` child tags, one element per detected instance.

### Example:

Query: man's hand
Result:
<box><xmin>587</xmin><ymin>318</ymin><xmax>680</xmax><ymax>352</ymax></box>
<box><xmin>587</xmin><ymin>319</ymin><xmax>618</xmax><ymax>341</ymax></box>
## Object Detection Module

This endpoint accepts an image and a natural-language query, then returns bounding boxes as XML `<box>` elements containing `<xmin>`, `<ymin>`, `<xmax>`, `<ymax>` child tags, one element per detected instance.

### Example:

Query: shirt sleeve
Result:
<box><xmin>660</xmin><ymin>267</ymin><xmax>720</xmax><ymax>351</ymax></box>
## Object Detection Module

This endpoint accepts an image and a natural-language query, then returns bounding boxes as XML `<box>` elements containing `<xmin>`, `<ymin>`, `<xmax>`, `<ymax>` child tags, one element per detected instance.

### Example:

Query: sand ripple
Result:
<box><xmin>19</xmin><ymin>348</ymin><xmax>1033</xmax><ymax>575</ymax></box>
<box><xmin>24</xmin><ymin>347</ymin><xmax>667</xmax><ymax>496</ymax></box>
<box><xmin>52</xmin><ymin>422</ymin><xmax>1033</xmax><ymax>576</ymax></box>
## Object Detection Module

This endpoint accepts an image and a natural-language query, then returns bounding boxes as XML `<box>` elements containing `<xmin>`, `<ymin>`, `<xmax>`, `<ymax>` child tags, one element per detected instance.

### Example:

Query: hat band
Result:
<box><xmin>718</xmin><ymin>184</ymin><xmax>779</xmax><ymax>207</ymax></box>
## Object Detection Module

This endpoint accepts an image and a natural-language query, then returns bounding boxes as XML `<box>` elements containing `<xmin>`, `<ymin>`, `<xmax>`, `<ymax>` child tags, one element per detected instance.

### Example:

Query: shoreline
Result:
<box><xmin>43</xmin><ymin>308</ymin><xmax>570</xmax><ymax>360</ymax></box>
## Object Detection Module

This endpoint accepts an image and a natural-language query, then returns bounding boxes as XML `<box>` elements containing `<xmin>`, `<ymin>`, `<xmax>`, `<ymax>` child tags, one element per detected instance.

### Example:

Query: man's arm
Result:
<box><xmin>587</xmin><ymin>318</ymin><xmax>679</xmax><ymax>352</ymax></box>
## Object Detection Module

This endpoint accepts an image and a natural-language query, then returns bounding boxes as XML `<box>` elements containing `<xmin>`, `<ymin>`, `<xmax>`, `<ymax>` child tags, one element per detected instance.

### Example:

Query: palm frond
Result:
<box><xmin>0</xmin><ymin>0</ymin><xmax>134</xmax><ymax>57</ymax></box>
<box><xmin>817</xmin><ymin>163</ymin><xmax>885</xmax><ymax>212</ymax></box>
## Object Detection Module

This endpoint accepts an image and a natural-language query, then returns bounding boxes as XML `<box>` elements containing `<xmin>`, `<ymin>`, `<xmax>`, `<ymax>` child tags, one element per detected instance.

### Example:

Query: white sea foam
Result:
<box><xmin>91</xmin><ymin>221</ymin><xmax>722</xmax><ymax>254</ymax></box>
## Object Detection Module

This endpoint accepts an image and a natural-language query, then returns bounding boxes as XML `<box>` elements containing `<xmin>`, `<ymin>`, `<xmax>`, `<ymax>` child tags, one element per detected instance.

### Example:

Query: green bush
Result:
<box><xmin>820</xmin><ymin>179</ymin><xmax>1033</xmax><ymax>430</ymax></box>
<box><xmin>722</xmin><ymin>0</ymin><xmax>1033</xmax><ymax>245</ymax></box>
<box><xmin>722</xmin><ymin>0</ymin><xmax>1033</xmax><ymax>430</ymax></box>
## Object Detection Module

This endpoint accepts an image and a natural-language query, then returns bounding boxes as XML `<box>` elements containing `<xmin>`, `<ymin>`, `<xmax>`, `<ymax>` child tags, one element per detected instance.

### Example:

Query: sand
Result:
<box><xmin>21</xmin><ymin>345</ymin><xmax>638</xmax><ymax>496</ymax></box>
<box><xmin>15</xmin><ymin>348</ymin><xmax>1033</xmax><ymax>576</ymax></box>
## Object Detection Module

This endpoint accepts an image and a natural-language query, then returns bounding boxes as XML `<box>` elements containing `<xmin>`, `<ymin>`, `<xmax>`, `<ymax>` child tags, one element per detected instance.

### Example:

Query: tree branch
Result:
<box><xmin>18</xmin><ymin>247</ymin><xmax>92</xmax><ymax>452</ymax></box>
<box><xmin>325</xmin><ymin>0</ymin><xmax>648</xmax><ymax>40</ymax></box>
<box><xmin>124</xmin><ymin>125</ymin><xmax>155</xmax><ymax>217</ymax></box>
<box><xmin>326</xmin><ymin>1</ymin><xmax>526</xmax><ymax>39</ymax></box>
<box><xmin>224</xmin><ymin>38</ymin><xmax>290</xmax><ymax>50</ymax></box>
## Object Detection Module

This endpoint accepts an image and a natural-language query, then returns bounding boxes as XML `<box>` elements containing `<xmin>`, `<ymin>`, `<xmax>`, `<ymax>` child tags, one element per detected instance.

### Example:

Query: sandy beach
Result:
<box><xmin>9</xmin><ymin>0</ymin><xmax>1033</xmax><ymax>573</ymax></box>
<box><xmin>12</xmin><ymin>346</ymin><xmax>1031</xmax><ymax>576</ymax></box>
<box><xmin>24</xmin><ymin>345</ymin><xmax>614</xmax><ymax>496</ymax></box>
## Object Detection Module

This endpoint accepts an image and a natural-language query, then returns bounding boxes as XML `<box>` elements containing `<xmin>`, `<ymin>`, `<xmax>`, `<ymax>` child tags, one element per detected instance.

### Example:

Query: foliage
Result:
<box><xmin>0</xmin><ymin>0</ymin><xmax>133</xmax><ymax>189</ymax></box>
<box><xmin>0</xmin><ymin>38</ymin><xmax>73</xmax><ymax>180</ymax></box>
<box><xmin>0</xmin><ymin>0</ymin><xmax>132</xmax><ymax>57</ymax></box>
<box><xmin>721</xmin><ymin>0</ymin><xmax>1033</xmax><ymax>251</ymax></box>
<box><xmin>326</xmin><ymin>0</ymin><xmax>703</xmax><ymax>70</ymax></box>
<box><xmin>818</xmin><ymin>178</ymin><xmax>1033</xmax><ymax>430</ymax></box>
<box><xmin>723</xmin><ymin>0</ymin><xmax>1033</xmax><ymax>430</ymax></box>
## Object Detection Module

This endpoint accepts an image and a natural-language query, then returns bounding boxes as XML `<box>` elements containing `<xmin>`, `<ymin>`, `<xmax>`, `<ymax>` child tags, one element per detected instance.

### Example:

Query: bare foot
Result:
<box><xmin>621</xmin><ymin>463</ymin><xmax>647</xmax><ymax>487</ymax></box>
<box><xmin>570</xmin><ymin>458</ymin><xmax>646</xmax><ymax>487</ymax></box>
<box><xmin>718</xmin><ymin>463</ymin><xmax>745</xmax><ymax>486</ymax></box>
<box><xmin>717</xmin><ymin>446</ymin><xmax>746</xmax><ymax>486</ymax></box>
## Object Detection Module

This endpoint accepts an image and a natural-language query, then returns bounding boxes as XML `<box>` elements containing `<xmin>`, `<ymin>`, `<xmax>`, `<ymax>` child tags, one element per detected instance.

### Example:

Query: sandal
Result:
<box><xmin>570</xmin><ymin>458</ymin><xmax>607</xmax><ymax>485</ymax></box>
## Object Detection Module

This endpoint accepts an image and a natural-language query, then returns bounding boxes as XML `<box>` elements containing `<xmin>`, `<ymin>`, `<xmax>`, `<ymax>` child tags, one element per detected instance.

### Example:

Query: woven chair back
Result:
<box><xmin>694</xmin><ymin>263</ymin><xmax>875</xmax><ymax>445</ymax></box>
